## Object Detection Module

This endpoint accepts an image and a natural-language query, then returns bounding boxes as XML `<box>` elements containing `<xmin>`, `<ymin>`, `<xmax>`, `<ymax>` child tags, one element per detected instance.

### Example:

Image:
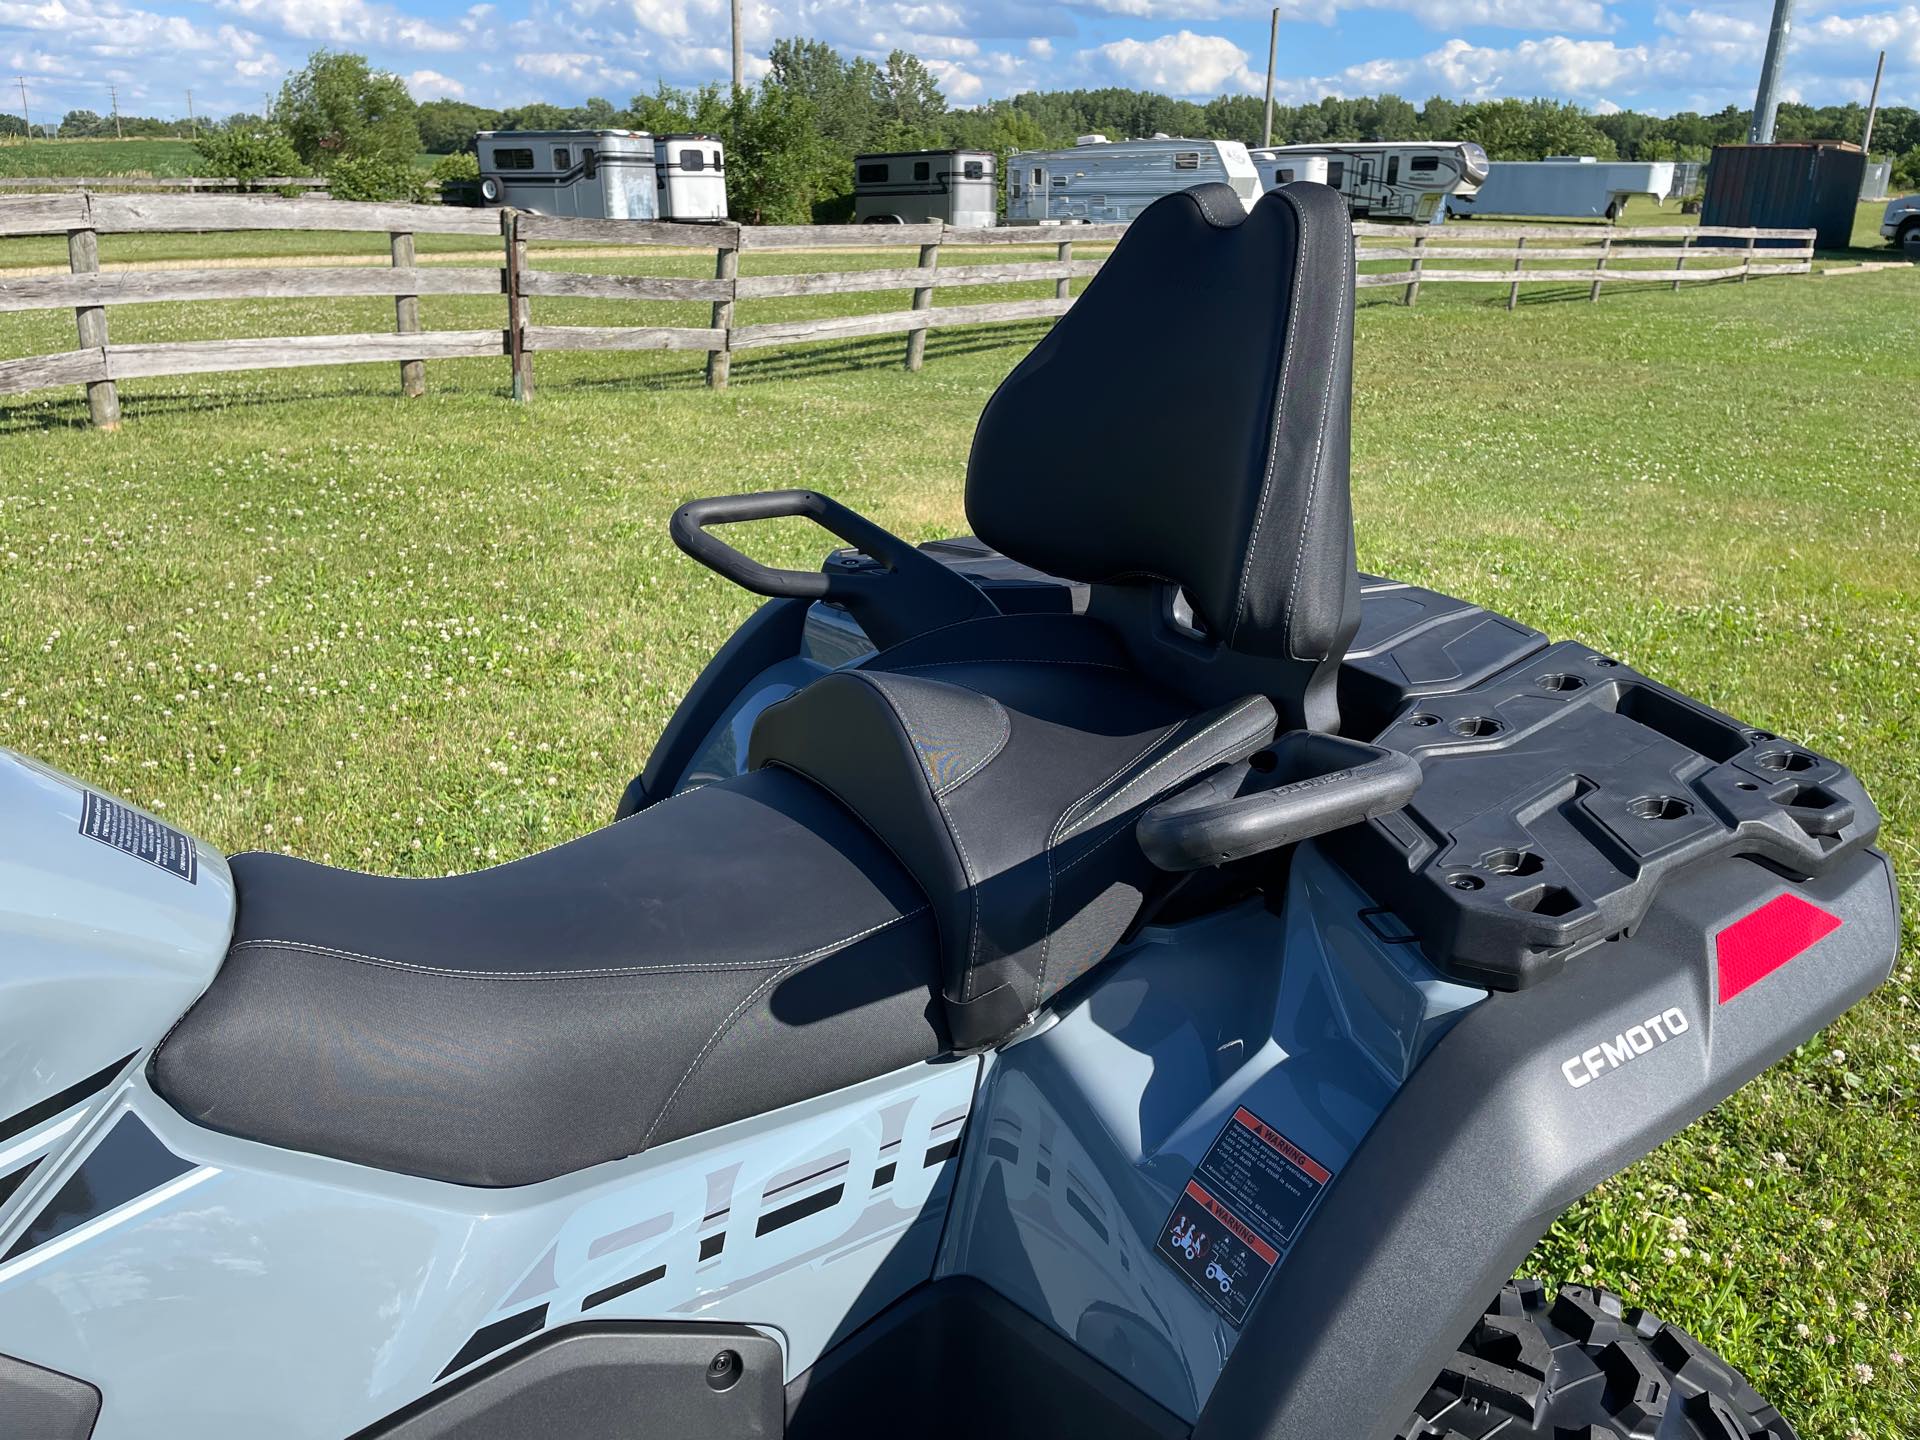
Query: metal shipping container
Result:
<box><xmin>1700</xmin><ymin>142</ymin><xmax>1864</xmax><ymax>249</ymax></box>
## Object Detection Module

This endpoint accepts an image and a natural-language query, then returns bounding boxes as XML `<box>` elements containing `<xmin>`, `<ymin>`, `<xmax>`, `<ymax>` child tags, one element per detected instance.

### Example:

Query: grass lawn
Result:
<box><xmin>0</xmin><ymin>243</ymin><xmax>1915</xmax><ymax>1437</ymax></box>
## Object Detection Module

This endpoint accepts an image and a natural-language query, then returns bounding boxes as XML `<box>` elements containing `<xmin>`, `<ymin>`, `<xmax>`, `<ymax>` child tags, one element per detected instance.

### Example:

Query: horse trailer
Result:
<box><xmin>1448</xmin><ymin>157</ymin><xmax>1677</xmax><ymax>221</ymax></box>
<box><xmin>1004</xmin><ymin>136</ymin><xmax>1260</xmax><ymax>225</ymax></box>
<box><xmin>1258</xmin><ymin>142</ymin><xmax>1487</xmax><ymax>222</ymax></box>
<box><xmin>654</xmin><ymin>133</ymin><xmax>728</xmax><ymax>222</ymax></box>
<box><xmin>853</xmin><ymin>150</ymin><xmax>997</xmax><ymax>226</ymax></box>
<box><xmin>476</xmin><ymin>130</ymin><xmax>659</xmax><ymax>219</ymax></box>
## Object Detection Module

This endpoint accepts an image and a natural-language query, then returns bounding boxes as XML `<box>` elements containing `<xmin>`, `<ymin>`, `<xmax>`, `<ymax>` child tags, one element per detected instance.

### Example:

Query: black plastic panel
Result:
<box><xmin>0</xmin><ymin>1353</ymin><xmax>101</xmax><ymax>1440</ymax></box>
<box><xmin>1337</xmin><ymin>576</ymin><xmax>1548</xmax><ymax>736</ymax></box>
<box><xmin>788</xmin><ymin>1277</ymin><xmax>1187</xmax><ymax>1440</ymax></box>
<box><xmin>355</xmin><ymin>1322</ymin><xmax>784</xmax><ymax>1440</ymax></box>
<box><xmin>1332</xmin><ymin>639</ymin><xmax>1881</xmax><ymax>989</ymax></box>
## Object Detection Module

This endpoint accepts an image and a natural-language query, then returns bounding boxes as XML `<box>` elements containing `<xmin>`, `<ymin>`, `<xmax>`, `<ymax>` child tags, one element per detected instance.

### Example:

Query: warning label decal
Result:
<box><xmin>1154</xmin><ymin>1107</ymin><xmax>1332</xmax><ymax>1327</ymax></box>
<box><xmin>79</xmin><ymin>791</ymin><xmax>198</xmax><ymax>884</ymax></box>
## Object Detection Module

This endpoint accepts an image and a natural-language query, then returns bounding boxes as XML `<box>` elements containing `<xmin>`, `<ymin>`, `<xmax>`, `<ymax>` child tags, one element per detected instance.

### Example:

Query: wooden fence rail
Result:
<box><xmin>0</xmin><ymin>176</ymin><xmax>328</xmax><ymax>193</ymax></box>
<box><xmin>0</xmin><ymin>194</ymin><xmax>1817</xmax><ymax>426</ymax></box>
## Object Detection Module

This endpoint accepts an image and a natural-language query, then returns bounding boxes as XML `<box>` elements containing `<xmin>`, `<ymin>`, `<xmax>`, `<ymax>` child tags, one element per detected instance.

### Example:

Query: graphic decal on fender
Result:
<box><xmin>1716</xmin><ymin>893</ymin><xmax>1842</xmax><ymax>1004</ymax></box>
<box><xmin>1560</xmin><ymin>1008</ymin><xmax>1690</xmax><ymax>1089</ymax></box>
<box><xmin>1155</xmin><ymin>1107</ymin><xmax>1332</xmax><ymax>1327</ymax></box>
<box><xmin>78</xmin><ymin>792</ymin><xmax>198</xmax><ymax>884</ymax></box>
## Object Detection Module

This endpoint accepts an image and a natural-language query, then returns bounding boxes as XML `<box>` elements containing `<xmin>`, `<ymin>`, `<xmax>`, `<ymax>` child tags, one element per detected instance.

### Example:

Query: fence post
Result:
<box><xmin>1741</xmin><ymin>232</ymin><xmax>1757</xmax><ymax>283</ymax></box>
<box><xmin>1506</xmin><ymin>234</ymin><xmax>1527</xmax><ymax>312</ymax></box>
<box><xmin>390</xmin><ymin>229</ymin><xmax>424</xmax><ymax>398</ymax></box>
<box><xmin>904</xmin><ymin>231</ymin><xmax>941</xmax><ymax>372</ymax></box>
<box><xmin>501</xmin><ymin>208</ymin><xmax>532</xmax><ymax>403</ymax></box>
<box><xmin>1055</xmin><ymin>236</ymin><xmax>1072</xmax><ymax>302</ymax></box>
<box><xmin>1589</xmin><ymin>228</ymin><xmax>1613</xmax><ymax>303</ymax></box>
<box><xmin>1404</xmin><ymin>232</ymin><xmax>1427</xmax><ymax>307</ymax></box>
<box><xmin>1671</xmin><ymin>231</ymin><xmax>1691</xmax><ymax>292</ymax></box>
<box><xmin>66</xmin><ymin>199</ymin><xmax>120</xmax><ymax>431</ymax></box>
<box><xmin>705</xmin><ymin>231</ymin><xmax>739</xmax><ymax>389</ymax></box>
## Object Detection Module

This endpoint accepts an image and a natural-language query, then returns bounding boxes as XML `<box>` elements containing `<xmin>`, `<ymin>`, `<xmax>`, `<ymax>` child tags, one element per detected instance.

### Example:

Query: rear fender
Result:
<box><xmin>1195</xmin><ymin>846</ymin><xmax>1899</xmax><ymax>1440</ymax></box>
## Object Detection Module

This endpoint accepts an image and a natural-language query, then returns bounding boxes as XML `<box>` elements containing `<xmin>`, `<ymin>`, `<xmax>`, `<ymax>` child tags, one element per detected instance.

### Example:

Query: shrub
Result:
<box><xmin>327</xmin><ymin>156</ymin><xmax>437</xmax><ymax>204</ymax></box>
<box><xmin>194</xmin><ymin>128</ymin><xmax>303</xmax><ymax>191</ymax></box>
<box><xmin>428</xmin><ymin>151</ymin><xmax>480</xmax><ymax>203</ymax></box>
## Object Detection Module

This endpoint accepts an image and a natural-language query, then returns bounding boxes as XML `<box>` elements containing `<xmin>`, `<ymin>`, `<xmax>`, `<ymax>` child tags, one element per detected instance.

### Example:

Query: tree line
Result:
<box><xmin>43</xmin><ymin>41</ymin><xmax>1906</xmax><ymax>213</ymax></box>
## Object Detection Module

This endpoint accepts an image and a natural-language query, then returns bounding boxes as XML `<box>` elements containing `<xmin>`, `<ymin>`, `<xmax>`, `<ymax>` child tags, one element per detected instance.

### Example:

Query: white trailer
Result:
<box><xmin>654</xmin><ymin>133</ymin><xmax>728</xmax><ymax>222</ymax></box>
<box><xmin>853</xmin><ymin>150</ymin><xmax>997</xmax><ymax>227</ymax></box>
<box><xmin>1448</xmin><ymin>157</ymin><xmax>1678</xmax><ymax>221</ymax></box>
<box><xmin>476</xmin><ymin>129</ymin><xmax>658</xmax><ymax>219</ymax></box>
<box><xmin>1257</xmin><ymin>142</ymin><xmax>1487</xmax><ymax>223</ymax></box>
<box><xmin>1004</xmin><ymin>136</ymin><xmax>1260</xmax><ymax>225</ymax></box>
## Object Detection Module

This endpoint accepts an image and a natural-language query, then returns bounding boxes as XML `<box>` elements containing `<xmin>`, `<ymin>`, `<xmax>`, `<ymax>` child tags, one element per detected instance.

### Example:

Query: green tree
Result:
<box><xmin>416</xmin><ymin>99</ymin><xmax>498</xmax><ymax>154</ymax></box>
<box><xmin>1456</xmin><ymin>98</ymin><xmax>1616</xmax><ymax>160</ymax></box>
<box><xmin>195</xmin><ymin>125</ymin><xmax>304</xmax><ymax>189</ymax></box>
<box><xmin>59</xmin><ymin>109</ymin><xmax>107</xmax><ymax>137</ymax></box>
<box><xmin>724</xmin><ymin>79</ymin><xmax>838</xmax><ymax>224</ymax></box>
<box><xmin>872</xmin><ymin>49</ymin><xmax>946</xmax><ymax>149</ymax></box>
<box><xmin>276</xmin><ymin>50</ymin><xmax>421</xmax><ymax>169</ymax></box>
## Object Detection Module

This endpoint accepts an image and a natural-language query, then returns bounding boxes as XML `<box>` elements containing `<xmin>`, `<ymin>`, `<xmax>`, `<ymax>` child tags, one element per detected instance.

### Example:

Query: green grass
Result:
<box><xmin>0</xmin><ymin>137</ymin><xmax>203</xmax><ymax>178</ymax></box>
<box><xmin>0</xmin><ymin>251</ymin><xmax>1916</xmax><ymax>1437</ymax></box>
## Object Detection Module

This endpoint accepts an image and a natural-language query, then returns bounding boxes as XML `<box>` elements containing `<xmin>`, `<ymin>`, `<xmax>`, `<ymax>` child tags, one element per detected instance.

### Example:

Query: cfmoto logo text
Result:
<box><xmin>1561</xmin><ymin>1008</ymin><xmax>1691</xmax><ymax>1089</ymax></box>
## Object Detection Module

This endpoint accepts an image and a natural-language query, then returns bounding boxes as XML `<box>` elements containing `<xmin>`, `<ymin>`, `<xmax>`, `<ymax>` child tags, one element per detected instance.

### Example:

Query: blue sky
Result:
<box><xmin>3</xmin><ymin>0</ymin><xmax>1914</xmax><ymax>125</ymax></box>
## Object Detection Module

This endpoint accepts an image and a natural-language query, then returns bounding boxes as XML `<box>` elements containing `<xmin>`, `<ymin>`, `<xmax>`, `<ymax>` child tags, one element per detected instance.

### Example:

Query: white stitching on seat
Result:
<box><xmin>634</xmin><ymin>903</ymin><xmax>932</xmax><ymax>1149</ymax></box>
<box><xmin>1060</xmin><ymin>697</ymin><xmax>1268</xmax><ymax>842</ymax></box>
<box><xmin>1031</xmin><ymin>721</ymin><xmax>1182</xmax><ymax>1009</ymax></box>
<box><xmin>231</xmin><ymin>907</ymin><xmax>924</xmax><ymax>982</ymax></box>
<box><xmin>1284</xmin><ymin>219</ymin><xmax>1348</xmax><ymax>663</ymax></box>
<box><xmin>1229</xmin><ymin>188</ymin><xmax>1311</xmax><ymax>650</ymax></box>
<box><xmin>849</xmin><ymin>673</ymin><xmax>987</xmax><ymax>1002</ymax></box>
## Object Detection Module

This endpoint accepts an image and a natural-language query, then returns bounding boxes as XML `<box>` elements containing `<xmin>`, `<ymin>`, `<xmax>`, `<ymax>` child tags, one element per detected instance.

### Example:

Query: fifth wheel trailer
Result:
<box><xmin>1004</xmin><ymin>137</ymin><xmax>1259</xmax><ymax>224</ymax></box>
<box><xmin>1254</xmin><ymin>142</ymin><xmax>1487</xmax><ymax>222</ymax></box>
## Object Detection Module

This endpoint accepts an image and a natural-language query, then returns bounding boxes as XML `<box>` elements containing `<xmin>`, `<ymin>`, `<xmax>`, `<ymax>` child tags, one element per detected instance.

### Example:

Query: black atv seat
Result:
<box><xmin>152</xmin><ymin>181</ymin><xmax>1361</xmax><ymax>1187</ymax></box>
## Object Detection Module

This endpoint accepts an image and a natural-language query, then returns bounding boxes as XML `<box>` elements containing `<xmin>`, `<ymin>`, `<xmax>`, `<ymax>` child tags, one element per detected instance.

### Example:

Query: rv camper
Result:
<box><xmin>853</xmin><ymin>150</ymin><xmax>997</xmax><ymax>226</ymax></box>
<box><xmin>1004</xmin><ymin>136</ymin><xmax>1260</xmax><ymax>225</ymax></box>
<box><xmin>1249</xmin><ymin>150</ymin><xmax>1329</xmax><ymax>187</ymax></box>
<box><xmin>1259</xmin><ymin>142</ymin><xmax>1487</xmax><ymax>223</ymax></box>
<box><xmin>476</xmin><ymin>129</ymin><xmax>658</xmax><ymax>219</ymax></box>
<box><xmin>1448</xmin><ymin>157</ymin><xmax>1677</xmax><ymax>221</ymax></box>
<box><xmin>653</xmin><ymin>134</ymin><xmax>728</xmax><ymax>222</ymax></box>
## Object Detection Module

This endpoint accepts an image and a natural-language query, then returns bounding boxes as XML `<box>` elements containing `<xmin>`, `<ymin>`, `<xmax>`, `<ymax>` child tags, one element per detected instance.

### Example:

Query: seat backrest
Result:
<box><xmin>965</xmin><ymin>181</ymin><xmax>1359</xmax><ymax>732</ymax></box>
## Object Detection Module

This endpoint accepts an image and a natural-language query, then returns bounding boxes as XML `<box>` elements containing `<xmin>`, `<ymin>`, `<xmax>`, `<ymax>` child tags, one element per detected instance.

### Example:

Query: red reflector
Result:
<box><xmin>1715</xmin><ymin>893</ymin><xmax>1842</xmax><ymax>1004</ymax></box>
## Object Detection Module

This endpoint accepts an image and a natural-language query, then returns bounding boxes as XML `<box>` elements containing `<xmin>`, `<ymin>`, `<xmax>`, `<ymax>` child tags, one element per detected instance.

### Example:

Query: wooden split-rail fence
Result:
<box><xmin>0</xmin><ymin>193</ymin><xmax>1818</xmax><ymax>428</ymax></box>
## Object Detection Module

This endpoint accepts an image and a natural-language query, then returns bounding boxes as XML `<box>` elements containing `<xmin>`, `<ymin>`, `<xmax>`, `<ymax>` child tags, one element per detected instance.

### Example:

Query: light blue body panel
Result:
<box><xmin>937</xmin><ymin>851</ymin><xmax>1482</xmax><ymax>1419</ymax></box>
<box><xmin>0</xmin><ymin>1052</ymin><xmax>978</xmax><ymax>1439</ymax></box>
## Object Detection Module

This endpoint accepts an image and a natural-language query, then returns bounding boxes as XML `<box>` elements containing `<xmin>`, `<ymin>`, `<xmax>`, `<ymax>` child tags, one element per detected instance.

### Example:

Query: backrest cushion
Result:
<box><xmin>964</xmin><ymin>181</ymin><xmax>1358</xmax><ymax>668</ymax></box>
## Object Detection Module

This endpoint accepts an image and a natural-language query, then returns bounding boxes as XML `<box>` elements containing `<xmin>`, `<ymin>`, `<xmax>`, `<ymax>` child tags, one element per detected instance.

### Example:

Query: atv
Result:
<box><xmin>0</xmin><ymin>182</ymin><xmax>1896</xmax><ymax>1440</ymax></box>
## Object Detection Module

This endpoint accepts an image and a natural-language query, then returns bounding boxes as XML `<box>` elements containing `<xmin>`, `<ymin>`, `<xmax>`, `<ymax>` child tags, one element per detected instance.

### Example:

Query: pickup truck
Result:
<box><xmin>1883</xmin><ymin>192</ymin><xmax>1920</xmax><ymax>254</ymax></box>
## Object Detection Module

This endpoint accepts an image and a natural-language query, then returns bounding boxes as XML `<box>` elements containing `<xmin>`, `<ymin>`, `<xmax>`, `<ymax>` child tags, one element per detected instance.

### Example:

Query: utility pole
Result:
<box><xmin>1748</xmin><ymin>0</ymin><xmax>1794</xmax><ymax>143</ymax></box>
<box><xmin>1261</xmin><ymin>7</ymin><xmax>1278</xmax><ymax>148</ymax></box>
<box><xmin>109</xmin><ymin>83</ymin><xmax>122</xmax><ymax>139</ymax></box>
<box><xmin>730</xmin><ymin>0</ymin><xmax>743</xmax><ymax>95</ymax></box>
<box><xmin>1861</xmin><ymin>49</ymin><xmax>1885</xmax><ymax>151</ymax></box>
<box><xmin>186</xmin><ymin>88</ymin><xmax>196</xmax><ymax>140</ymax></box>
<box><xmin>14</xmin><ymin>76</ymin><xmax>27</xmax><ymax>139</ymax></box>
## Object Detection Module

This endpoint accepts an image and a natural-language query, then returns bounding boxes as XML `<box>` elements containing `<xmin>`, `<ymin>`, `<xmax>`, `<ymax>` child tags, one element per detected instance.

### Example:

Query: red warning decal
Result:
<box><xmin>1715</xmin><ymin>893</ymin><xmax>1841</xmax><ymax>1004</ymax></box>
<box><xmin>1155</xmin><ymin>1107</ymin><xmax>1333</xmax><ymax>1327</ymax></box>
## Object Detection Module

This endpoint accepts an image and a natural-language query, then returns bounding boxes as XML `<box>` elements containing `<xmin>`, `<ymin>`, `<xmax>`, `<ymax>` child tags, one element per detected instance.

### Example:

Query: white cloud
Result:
<box><xmin>213</xmin><ymin>0</ymin><xmax>472</xmax><ymax>50</ymax></box>
<box><xmin>1364</xmin><ymin>0</ymin><xmax>1612</xmax><ymax>31</ymax></box>
<box><xmin>1284</xmin><ymin>34</ymin><xmax>1694</xmax><ymax>102</ymax></box>
<box><xmin>513</xmin><ymin>49</ymin><xmax>641</xmax><ymax>86</ymax></box>
<box><xmin>1082</xmin><ymin>29</ymin><xmax>1262</xmax><ymax>93</ymax></box>
<box><xmin>1027</xmin><ymin>35</ymin><xmax>1053</xmax><ymax>58</ymax></box>
<box><xmin>407</xmin><ymin>66</ymin><xmax>466</xmax><ymax>96</ymax></box>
